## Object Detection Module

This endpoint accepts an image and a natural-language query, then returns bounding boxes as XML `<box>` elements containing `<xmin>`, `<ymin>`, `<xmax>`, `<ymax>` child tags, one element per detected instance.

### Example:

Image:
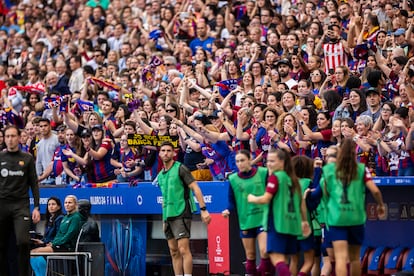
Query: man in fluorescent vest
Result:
<box><xmin>157</xmin><ymin>141</ymin><xmax>211</xmax><ymax>276</ymax></box>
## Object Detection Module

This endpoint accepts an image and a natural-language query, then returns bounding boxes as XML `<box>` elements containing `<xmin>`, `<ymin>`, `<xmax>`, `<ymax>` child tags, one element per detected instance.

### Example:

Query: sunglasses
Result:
<box><xmin>166</xmin><ymin>109</ymin><xmax>176</xmax><ymax>113</ymax></box>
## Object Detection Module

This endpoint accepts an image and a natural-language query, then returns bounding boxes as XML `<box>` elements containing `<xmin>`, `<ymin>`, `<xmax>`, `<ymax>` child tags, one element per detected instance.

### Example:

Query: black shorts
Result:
<box><xmin>164</xmin><ymin>218</ymin><xmax>192</xmax><ymax>240</ymax></box>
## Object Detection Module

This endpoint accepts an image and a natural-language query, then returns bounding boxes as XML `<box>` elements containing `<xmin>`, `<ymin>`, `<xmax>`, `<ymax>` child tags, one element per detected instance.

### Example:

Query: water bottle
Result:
<box><xmin>80</xmin><ymin>175</ymin><xmax>86</xmax><ymax>188</ymax></box>
<box><xmin>60</xmin><ymin>172</ymin><xmax>67</xmax><ymax>186</ymax></box>
<box><xmin>152</xmin><ymin>175</ymin><xmax>159</xmax><ymax>187</ymax></box>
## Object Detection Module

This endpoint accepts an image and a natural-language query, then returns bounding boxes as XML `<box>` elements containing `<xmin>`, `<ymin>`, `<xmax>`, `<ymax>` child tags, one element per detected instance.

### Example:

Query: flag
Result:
<box><xmin>127</xmin><ymin>99</ymin><xmax>141</xmax><ymax>112</ymax></box>
<box><xmin>0</xmin><ymin>108</ymin><xmax>24</xmax><ymax>129</ymax></box>
<box><xmin>149</xmin><ymin>55</ymin><xmax>163</xmax><ymax>67</ymax></box>
<box><xmin>353</xmin><ymin>41</ymin><xmax>377</xmax><ymax>60</ymax></box>
<box><xmin>214</xmin><ymin>78</ymin><xmax>242</xmax><ymax>97</ymax></box>
<box><xmin>76</xmin><ymin>99</ymin><xmax>94</xmax><ymax>112</ymax></box>
<box><xmin>149</xmin><ymin>29</ymin><xmax>163</xmax><ymax>40</ymax></box>
<box><xmin>44</xmin><ymin>97</ymin><xmax>61</xmax><ymax>109</ymax></box>
<box><xmin>12</xmin><ymin>82</ymin><xmax>45</xmax><ymax>94</ymax></box>
<box><xmin>88</xmin><ymin>77</ymin><xmax>120</xmax><ymax>91</ymax></box>
<box><xmin>141</xmin><ymin>56</ymin><xmax>164</xmax><ymax>83</ymax></box>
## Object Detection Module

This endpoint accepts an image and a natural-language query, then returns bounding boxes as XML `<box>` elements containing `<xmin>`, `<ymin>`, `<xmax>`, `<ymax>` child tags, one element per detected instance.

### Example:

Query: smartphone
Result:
<box><xmin>328</xmin><ymin>69</ymin><xmax>335</xmax><ymax>75</ymax></box>
<box><xmin>180</xmin><ymin>12</ymin><xmax>189</xmax><ymax>21</ymax></box>
<box><xmin>343</xmin><ymin>89</ymin><xmax>350</xmax><ymax>99</ymax></box>
<box><xmin>293</xmin><ymin>45</ymin><xmax>299</xmax><ymax>55</ymax></box>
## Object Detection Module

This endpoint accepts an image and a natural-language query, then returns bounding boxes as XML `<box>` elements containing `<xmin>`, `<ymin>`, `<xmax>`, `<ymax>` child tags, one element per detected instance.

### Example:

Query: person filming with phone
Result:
<box><xmin>315</xmin><ymin>24</ymin><xmax>350</xmax><ymax>74</ymax></box>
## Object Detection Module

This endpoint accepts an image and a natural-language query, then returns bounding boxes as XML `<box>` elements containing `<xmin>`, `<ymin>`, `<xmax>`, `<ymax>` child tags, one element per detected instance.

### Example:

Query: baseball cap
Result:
<box><xmin>91</xmin><ymin>124</ymin><xmax>103</xmax><ymax>131</ymax></box>
<box><xmin>393</xmin><ymin>28</ymin><xmax>406</xmax><ymax>36</ymax></box>
<box><xmin>56</xmin><ymin>124</ymin><xmax>67</xmax><ymax>132</ymax></box>
<box><xmin>276</xmin><ymin>59</ymin><xmax>292</xmax><ymax>69</ymax></box>
<box><xmin>80</xmin><ymin>129</ymin><xmax>92</xmax><ymax>137</ymax></box>
<box><xmin>365</xmin><ymin>87</ymin><xmax>380</xmax><ymax>96</ymax></box>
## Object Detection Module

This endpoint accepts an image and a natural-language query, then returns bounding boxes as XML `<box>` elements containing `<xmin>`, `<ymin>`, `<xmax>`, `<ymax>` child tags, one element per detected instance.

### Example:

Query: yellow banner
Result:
<box><xmin>127</xmin><ymin>134</ymin><xmax>179</xmax><ymax>148</ymax></box>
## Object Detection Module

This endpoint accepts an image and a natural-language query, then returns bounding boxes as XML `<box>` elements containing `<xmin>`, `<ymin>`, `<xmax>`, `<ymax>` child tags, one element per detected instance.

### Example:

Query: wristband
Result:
<box><xmin>200</xmin><ymin>206</ymin><xmax>207</xmax><ymax>211</ymax></box>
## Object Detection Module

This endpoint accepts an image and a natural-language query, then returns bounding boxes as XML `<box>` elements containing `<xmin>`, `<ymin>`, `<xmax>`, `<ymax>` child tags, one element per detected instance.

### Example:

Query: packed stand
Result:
<box><xmin>0</xmin><ymin>0</ymin><xmax>413</xmax><ymax>186</ymax></box>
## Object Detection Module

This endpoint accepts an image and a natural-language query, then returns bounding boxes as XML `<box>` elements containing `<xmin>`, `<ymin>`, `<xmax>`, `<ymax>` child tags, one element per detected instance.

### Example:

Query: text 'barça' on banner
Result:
<box><xmin>127</xmin><ymin>134</ymin><xmax>179</xmax><ymax>148</ymax></box>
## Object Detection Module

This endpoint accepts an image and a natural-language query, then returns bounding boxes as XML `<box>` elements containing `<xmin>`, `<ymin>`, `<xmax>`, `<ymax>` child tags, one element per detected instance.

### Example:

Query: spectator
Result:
<box><xmin>54</xmin><ymin>60</ymin><xmax>71</xmax><ymax>95</ymax></box>
<box><xmin>111</xmin><ymin>134</ymin><xmax>143</xmax><ymax>183</ymax></box>
<box><xmin>107</xmin><ymin>23</ymin><xmax>126</xmax><ymax>51</ymax></box>
<box><xmin>63</xmin><ymin>124</ymin><xmax>116</xmax><ymax>184</ymax></box>
<box><xmin>316</xmin><ymin>24</ymin><xmax>349</xmax><ymax>74</ymax></box>
<box><xmin>37</xmin><ymin>124</ymin><xmax>68</xmax><ymax>185</ymax></box>
<box><xmin>68</xmin><ymin>55</ymin><xmax>84</xmax><ymax>93</ymax></box>
<box><xmin>361</xmin><ymin>87</ymin><xmax>382</xmax><ymax>122</ymax></box>
<box><xmin>31</xmin><ymin>197</ymin><xmax>64</xmax><ymax>248</ymax></box>
<box><xmin>176</xmin><ymin>116</ymin><xmax>237</xmax><ymax>180</ymax></box>
<box><xmin>333</xmin><ymin>89</ymin><xmax>367</xmax><ymax>122</ymax></box>
<box><xmin>189</xmin><ymin>21</ymin><xmax>215</xmax><ymax>55</ymax></box>
<box><xmin>78</xmin><ymin>199</ymin><xmax>100</xmax><ymax>242</ymax></box>
<box><xmin>297</xmin><ymin>110</ymin><xmax>334</xmax><ymax>159</ymax></box>
<box><xmin>250</xmin><ymin>107</ymin><xmax>279</xmax><ymax>165</ymax></box>
<box><xmin>31</xmin><ymin>195</ymin><xmax>85</xmax><ymax>253</ymax></box>
<box><xmin>275</xmin><ymin>112</ymin><xmax>299</xmax><ymax>154</ymax></box>
<box><xmin>36</xmin><ymin>118</ymin><xmax>60</xmax><ymax>185</ymax></box>
<box><xmin>276</xmin><ymin>59</ymin><xmax>298</xmax><ymax>89</ymax></box>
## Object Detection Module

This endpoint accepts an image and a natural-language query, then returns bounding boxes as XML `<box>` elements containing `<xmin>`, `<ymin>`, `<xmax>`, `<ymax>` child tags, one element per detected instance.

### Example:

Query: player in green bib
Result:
<box><xmin>310</xmin><ymin>145</ymin><xmax>339</xmax><ymax>276</ymax></box>
<box><xmin>291</xmin><ymin>155</ymin><xmax>316</xmax><ymax>276</ymax></box>
<box><xmin>222</xmin><ymin>150</ymin><xmax>273</xmax><ymax>276</ymax></box>
<box><xmin>157</xmin><ymin>142</ymin><xmax>211</xmax><ymax>276</ymax></box>
<box><xmin>320</xmin><ymin>139</ymin><xmax>385</xmax><ymax>276</ymax></box>
<box><xmin>248</xmin><ymin>148</ymin><xmax>311</xmax><ymax>276</ymax></box>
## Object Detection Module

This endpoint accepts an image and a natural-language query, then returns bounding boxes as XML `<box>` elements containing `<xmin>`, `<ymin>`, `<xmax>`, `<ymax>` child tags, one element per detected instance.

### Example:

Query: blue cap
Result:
<box><xmin>208</xmin><ymin>110</ymin><xmax>221</xmax><ymax>119</ymax></box>
<box><xmin>394</xmin><ymin>28</ymin><xmax>406</xmax><ymax>36</ymax></box>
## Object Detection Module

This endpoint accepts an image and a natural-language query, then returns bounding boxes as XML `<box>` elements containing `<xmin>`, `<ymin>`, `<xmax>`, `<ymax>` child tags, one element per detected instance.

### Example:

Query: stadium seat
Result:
<box><xmin>401</xmin><ymin>248</ymin><xmax>414</xmax><ymax>272</ymax></box>
<box><xmin>367</xmin><ymin>246</ymin><xmax>388</xmax><ymax>275</ymax></box>
<box><xmin>361</xmin><ymin>246</ymin><xmax>374</xmax><ymax>276</ymax></box>
<box><xmin>384</xmin><ymin>247</ymin><xmax>407</xmax><ymax>275</ymax></box>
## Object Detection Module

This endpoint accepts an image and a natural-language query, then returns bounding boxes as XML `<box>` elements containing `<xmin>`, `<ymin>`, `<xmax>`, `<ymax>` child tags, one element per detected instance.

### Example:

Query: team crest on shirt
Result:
<box><xmin>19</xmin><ymin>161</ymin><xmax>25</xmax><ymax>166</ymax></box>
<box><xmin>1</xmin><ymin>169</ymin><xmax>8</xmax><ymax>177</ymax></box>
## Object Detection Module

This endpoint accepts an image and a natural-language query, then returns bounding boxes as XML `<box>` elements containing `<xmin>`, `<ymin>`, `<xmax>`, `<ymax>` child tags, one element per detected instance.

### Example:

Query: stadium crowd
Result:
<box><xmin>0</xmin><ymin>0</ymin><xmax>413</xmax><ymax>186</ymax></box>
